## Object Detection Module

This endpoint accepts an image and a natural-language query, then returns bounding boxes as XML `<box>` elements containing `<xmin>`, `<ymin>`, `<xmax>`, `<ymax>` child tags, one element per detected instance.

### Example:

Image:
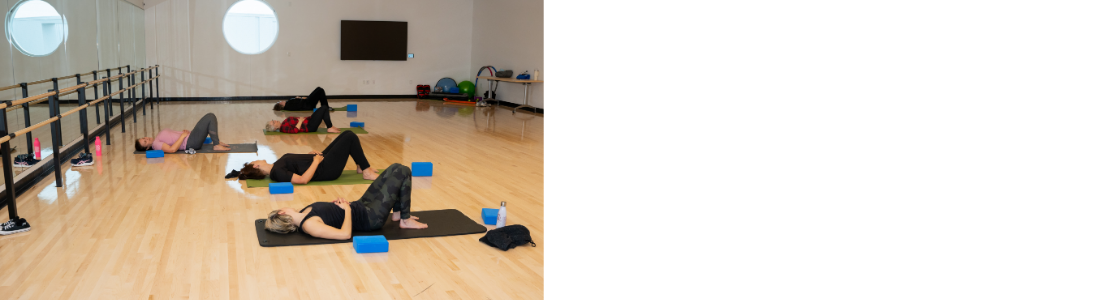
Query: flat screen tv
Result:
<box><xmin>341</xmin><ymin>20</ymin><xmax>408</xmax><ymax>61</ymax></box>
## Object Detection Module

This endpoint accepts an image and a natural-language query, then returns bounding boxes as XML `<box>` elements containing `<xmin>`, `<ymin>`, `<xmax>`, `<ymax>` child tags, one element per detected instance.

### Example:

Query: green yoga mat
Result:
<box><xmin>281</xmin><ymin>107</ymin><xmax>348</xmax><ymax>112</ymax></box>
<box><xmin>245</xmin><ymin>170</ymin><xmax>374</xmax><ymax>188</ymax></box>
<box><xmin>263</xmin><ymin>127</ymin><xmax>367</xmax><ymax>135</ymax></box>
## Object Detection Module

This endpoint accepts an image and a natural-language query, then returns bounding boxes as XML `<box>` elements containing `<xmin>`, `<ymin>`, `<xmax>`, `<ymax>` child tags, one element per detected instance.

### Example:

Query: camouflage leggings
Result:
<box><xmin>355</xmin><ymin>163</ymin><xmax>412</xmax><ymax>231</ymax></box>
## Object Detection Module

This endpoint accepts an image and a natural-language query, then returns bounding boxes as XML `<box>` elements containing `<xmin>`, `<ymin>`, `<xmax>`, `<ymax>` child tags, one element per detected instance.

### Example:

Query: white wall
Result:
<box><xmin>0</xmin><ymin>0</ymin><xmax>147</xmax><ymax>100</ymax></box>
<box><xmin>471</xmin><ymin>0</ymin><xmax>543</xmax><ymax>108</ymax></box>
<box><xmin>146</xmin><ymin>0</ymin><xmax>474</xmax><ymax>98</ymax></box>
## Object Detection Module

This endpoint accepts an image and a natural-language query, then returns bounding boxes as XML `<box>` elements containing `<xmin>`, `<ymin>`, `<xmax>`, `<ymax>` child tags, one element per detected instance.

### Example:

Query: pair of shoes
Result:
<box><xmin>14</xmin><ymin>154</ymin><xmax>39</xmax><ymax>167</ymax></box>
<box><xmin>0</xmin><ymin>218</ymin><xmax>30</xmax><ymax>235</ymax></box>
<box><xmin>70</xmin><ymin>152</ymin><xmax>94</xmax><ymax>167</ymax></box>
<box><xmin>185</xmin><ymin>148</ymin><xmax>197</xmax><ymax>155</ymax></box>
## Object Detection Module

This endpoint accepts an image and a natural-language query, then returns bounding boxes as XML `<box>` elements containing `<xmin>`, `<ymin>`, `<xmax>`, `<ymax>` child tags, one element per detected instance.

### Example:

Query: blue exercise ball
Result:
<box><xmin>435</xmin><ymin>78</ymin><xmax>458</xmax><ymax>94</ymax></box>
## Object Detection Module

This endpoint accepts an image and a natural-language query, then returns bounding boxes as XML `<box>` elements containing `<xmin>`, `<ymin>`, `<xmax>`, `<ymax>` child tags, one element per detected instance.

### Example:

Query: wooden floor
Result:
<box><xmin>0</xmin><ymin>100</ymin><xmax>544</xmax><ymax>300</ymax></box>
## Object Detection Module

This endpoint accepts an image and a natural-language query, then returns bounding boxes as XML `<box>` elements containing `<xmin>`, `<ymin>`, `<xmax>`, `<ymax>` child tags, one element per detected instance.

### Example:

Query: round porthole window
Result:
<box><xmin>223</xmin><ymin>0</ymin><xmax>278</xmax><ymax>55</ymax></box>
<box><xmin>5</xmin><ymin>0</ymin><xmax>67</xmax><ymax>57</ymax></box>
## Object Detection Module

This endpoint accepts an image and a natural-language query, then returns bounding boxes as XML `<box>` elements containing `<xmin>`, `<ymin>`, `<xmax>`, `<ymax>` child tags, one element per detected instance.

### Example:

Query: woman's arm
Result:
<box><xmin>301</xmin><ymin>217</ymin><xmax>352</xmax><ymax>240</ymax></box>
<box><xmin>302</xmin><ymin>198</ymin><xmax>353</xmax><ymax>240</ymax></box>
<box><xmin>163</xmin><ymin>130</ymin><xmax>190</xmax><ymax>153</ymax></box>
<box><xmin>290</xmin><ymin>155</ymin><xmax>324</xmax><ymax>184</ymax></box>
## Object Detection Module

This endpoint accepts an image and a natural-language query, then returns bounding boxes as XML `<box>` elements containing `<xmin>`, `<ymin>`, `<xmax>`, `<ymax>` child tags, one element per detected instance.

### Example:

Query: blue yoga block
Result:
<box><xmin>350</xmin><ymin>121</ymin><xmax>364</xmax><ymax>128</ymax></box>
<box><xmin>204</xmin><ymin>137</ymin><xmax>212</xmax><ymax>144</ymax></box>
<box><xmin>269</xmin><ymin>182</ymin><xmax>294</xmax><ymax>194</ymax></box>
<box><xmin>347</xmin><ymin>104</ymin><xmax>357</xmax><ymax>112</ymax></box>
<box><xmin>145</xmin><ymin>150</ymin><xmax>164</xmax><ymax>158</ymax></box>
<box><xmin>313</xmin><ymin>108</ymin><xmax>317</xmax><ymax>112</ymax></box>
<box><xmin>411</xmin><ymin>162</ymin><xmax>433</xmax><ymax>176</ymax></box>
<box><xmin>482</xmin><ymin>208</ymin><xmax>498</xmax><ymax>225</ymax></box>
<box><xmin>353</xmin><ymin>235</ymin><xmax>388</xmax><ymax>253</ymax></box>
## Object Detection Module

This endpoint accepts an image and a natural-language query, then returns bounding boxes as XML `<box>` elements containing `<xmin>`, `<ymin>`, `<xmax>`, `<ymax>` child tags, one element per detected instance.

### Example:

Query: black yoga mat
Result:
<box><xmin>133</xmin><ymin>143</ymin><xmax>258</xmax><ymax>154</ymax></box>
<box><xmin>254</xmin><ymin>209</ymin><xmax>487</xmax><ymax>247</ymax></box>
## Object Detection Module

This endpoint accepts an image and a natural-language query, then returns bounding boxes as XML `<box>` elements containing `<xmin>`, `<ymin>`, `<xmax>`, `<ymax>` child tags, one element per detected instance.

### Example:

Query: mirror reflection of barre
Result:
<box><xmin>0</xmin><ymin>65</ymin><xmax>163</xmax><ymax>237</ymax></box>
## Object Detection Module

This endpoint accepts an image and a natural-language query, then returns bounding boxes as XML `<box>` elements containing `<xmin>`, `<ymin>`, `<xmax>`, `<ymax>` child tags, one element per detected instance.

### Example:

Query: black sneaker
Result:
<box><xmin>71</xmin><ymin>152</ymin><xmax>94</xmax><ymax>167</ymax></box>
<box><xmin>14</xmin><ymin>154</ymin><xmax>39</xmax><ymax>167</ymax></box>
<box><xmin>0</xmin><ymin>218</ymin><xmax>30</xmax><ymax>235</ymax></box>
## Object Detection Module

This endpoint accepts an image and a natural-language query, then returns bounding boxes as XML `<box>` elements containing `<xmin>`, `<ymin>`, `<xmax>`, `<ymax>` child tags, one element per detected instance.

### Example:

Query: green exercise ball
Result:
<box><xmin>458</xmin><ymin>81</ymin><xmax>476</xmax><ymax>99</ymax></box>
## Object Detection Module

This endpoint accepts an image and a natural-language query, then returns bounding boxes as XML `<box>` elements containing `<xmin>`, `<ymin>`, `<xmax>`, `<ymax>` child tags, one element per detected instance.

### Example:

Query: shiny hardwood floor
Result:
<box><xmin>0</xmin><ymin>100</ymin><xmax>544</xmax><ymax>300</ymax></box>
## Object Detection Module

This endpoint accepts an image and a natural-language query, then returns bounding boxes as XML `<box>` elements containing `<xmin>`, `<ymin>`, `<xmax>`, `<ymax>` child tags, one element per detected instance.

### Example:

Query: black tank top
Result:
<box><xmin>299</xmin><ymin>201</ymin><xmax>371</xmax><ymax>231</ymax></box>
<box><xmin>283</xmin><ymin>98</ymin><xmax>309</xmax><ymax>111</ymax></box>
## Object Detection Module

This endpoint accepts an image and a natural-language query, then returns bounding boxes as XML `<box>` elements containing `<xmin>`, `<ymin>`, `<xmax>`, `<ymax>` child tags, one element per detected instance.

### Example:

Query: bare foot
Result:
<box><xmin>213</xmin><ymin>145</ymin><xmax>230</xmax><ymax>151</ymax></box>
<box><xmin>399</xmin><ymin>218</ymin><xmax>428</xmax><ymax>229</ymax></box>
<box><xmin>356</xmin><ymin>165</ymin><xmax>363</xmax><ymax>174</ymax></box>
<box><xmin>392</xmin><ymin>212</ymin><xmax>420</xmax><ymax>221</ymax></box>
<box><xmin>363</xmin><ymin>171</ymin><xmax>379</xmax><ymax>180</ymax></box>
<box><xmin>218</xmin><ymin>142</ymin><xmax>230</xmax><ymax>147</ymax></box>
<box><xmin>327</xmin><ymin>127</ymin><xmax>340</xmax><ymax>133</ymax></box>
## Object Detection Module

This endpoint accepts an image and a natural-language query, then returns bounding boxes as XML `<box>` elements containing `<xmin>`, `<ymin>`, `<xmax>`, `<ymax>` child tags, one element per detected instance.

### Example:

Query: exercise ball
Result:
<box><xmin>435</xmin><ymin>77</ymin><xmax>458</xmax><ymax>94</ymax></box>
<box><xmin>458</xmin><ymin>81</ymin><xmax>475</xmax><ymax>98</ymax></box>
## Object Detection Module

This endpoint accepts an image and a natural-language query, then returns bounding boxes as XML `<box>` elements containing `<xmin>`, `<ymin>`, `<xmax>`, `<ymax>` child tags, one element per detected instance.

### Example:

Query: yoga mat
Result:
<box><xmin>244</xmin><ymin>170</ymin><xmax>373</xmax><ymax>188</ymax></box>
<box><xmin>255</xmin><ymin>209</ymin><xmax>488</xmax><ymax>247</ymax></box>
<box><xmin>133</xmin><ymin>143</ymin><xmax>258</xmax><ymax>154</ymax></box>
<box><xmin>263</xmin><ymin>127</ymin><xmax>367</xmax><ymax>135</ymax></box>
<box><xmin>282</xmin><ymin>106</ymin><xmax>348</xmax><ymax>112</ymax></box>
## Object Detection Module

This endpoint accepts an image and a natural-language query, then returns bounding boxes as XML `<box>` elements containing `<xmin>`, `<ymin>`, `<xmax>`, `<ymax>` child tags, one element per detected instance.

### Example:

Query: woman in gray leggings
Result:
<box><xmin>135</xmin><ymin>113</ymin><xmax>231</xmax><ymax>152</ymax></box>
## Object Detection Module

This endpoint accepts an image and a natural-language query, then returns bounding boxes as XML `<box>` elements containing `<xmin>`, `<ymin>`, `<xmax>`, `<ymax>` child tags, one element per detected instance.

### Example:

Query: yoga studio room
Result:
<box><xmin>0</xmin><ymin>0</ymin><xmax>549</xmax><ymax>299</ymax></box>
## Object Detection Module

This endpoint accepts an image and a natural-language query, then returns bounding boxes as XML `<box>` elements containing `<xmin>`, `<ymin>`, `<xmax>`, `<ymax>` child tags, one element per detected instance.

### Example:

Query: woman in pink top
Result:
<box><xmin>135</xmin><ymin>113</ymin><xmax>231</xmax><ymax>152</ymax></box>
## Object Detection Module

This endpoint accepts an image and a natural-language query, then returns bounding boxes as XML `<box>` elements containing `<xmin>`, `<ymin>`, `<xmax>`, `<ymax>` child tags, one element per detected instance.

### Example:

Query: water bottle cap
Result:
<box><xmin>500</xmin><ymin>201</ymin><xmax>506</xmax><ymax>207</ymax></box>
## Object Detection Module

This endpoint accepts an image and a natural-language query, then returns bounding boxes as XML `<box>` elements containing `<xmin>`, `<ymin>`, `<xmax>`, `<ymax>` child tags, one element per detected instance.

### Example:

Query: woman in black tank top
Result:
<box><xmin>263</xmin><ymin>163</ymin><xmax>428</xmax><ymax>240</ymax></box>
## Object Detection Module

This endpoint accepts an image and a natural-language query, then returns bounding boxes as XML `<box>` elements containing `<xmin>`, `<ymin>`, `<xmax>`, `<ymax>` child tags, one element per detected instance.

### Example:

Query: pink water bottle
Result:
<box><xmin>95</xmin><ymin>136</ymin><xmax>102</xmax><ymax>156</ymax></box>
<box><xmin>33</xmin><ymin>138</ymin><xmax>40</xmax><ymax>159</ymax></box>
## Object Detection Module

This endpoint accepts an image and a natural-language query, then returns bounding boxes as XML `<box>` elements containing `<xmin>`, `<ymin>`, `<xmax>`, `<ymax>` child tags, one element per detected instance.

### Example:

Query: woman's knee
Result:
<box><xmin>391</xmin><ymin>163</ymin><xmax>409</xmax><ymax>175</ymax></box>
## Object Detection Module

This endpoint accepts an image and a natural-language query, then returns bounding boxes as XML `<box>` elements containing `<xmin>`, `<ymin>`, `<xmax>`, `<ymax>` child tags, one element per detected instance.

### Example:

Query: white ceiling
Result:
<box><xmin>124</xmin><ymin>0</ymin><xmax>146</xmax><ymax>9</ymax></box>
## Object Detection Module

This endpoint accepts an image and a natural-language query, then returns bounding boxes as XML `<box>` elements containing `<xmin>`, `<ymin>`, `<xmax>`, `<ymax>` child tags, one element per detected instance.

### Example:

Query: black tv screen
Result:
<box><xmin>341</xmin><ymin>21</ymin><xmax>407</xmax><ymax>61</ymax></box>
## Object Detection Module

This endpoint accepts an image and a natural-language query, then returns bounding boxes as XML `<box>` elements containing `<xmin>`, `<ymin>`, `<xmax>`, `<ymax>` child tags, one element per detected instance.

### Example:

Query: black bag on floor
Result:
<box><xmin>479</xmin><ymin>224</ymin><xmax>536</xmax><ymax>251</ymax></box>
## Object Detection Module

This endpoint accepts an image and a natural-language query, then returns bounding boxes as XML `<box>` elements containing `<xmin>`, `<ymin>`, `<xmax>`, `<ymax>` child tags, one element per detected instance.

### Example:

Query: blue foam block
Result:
<box><xmin>204</xmin><ymin>137</ymin><xmax>212</xmax><ymax>144</ymax></box>
<box><xmin>482</xmin><ymin>208</ymin><xmax>498</xmax><ymax>225</ymax></box>
<box><xmin>347</xmin><ymin>104</ymin><xmax>357</xmax><ymax>112</ymax></box>
<box><xmin>145</xmin><ymin>150</ymin><xmax>164</xmax><ymax>158</ymax></box>
<box><xmin>411</xmin><ymin>162</ymin><xmax>433</xmax><ymax>176</ymax></box>
<box><xmin>269</xmin><ymin>182</ymin><xmax>294</xmax><ymax>194</ymax></box>
<box><xmin>353</xmin><ymin>235</ymin><xmax>388</xmax><ymax>253</ymax></box>
<box><xmin>350</xmin><ymin>121</ymin><xmax>364</xmax><ymax>128</ymax></box>
<box><xmin>313</xmin><ymin>108</ymin><xmax>317</xmax><ymax>112</ymax></box>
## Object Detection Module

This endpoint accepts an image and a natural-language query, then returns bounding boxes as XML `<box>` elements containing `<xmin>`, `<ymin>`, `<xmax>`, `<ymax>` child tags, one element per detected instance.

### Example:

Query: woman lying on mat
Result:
<box><xmin>264</xmin><ymin>163</ymin><xmax>428</xmax><ymax>239</ymax></box>
<box><xmin>239</xmin><ymin>130</ymin><xmax>378</xmax><ymax>183</ymax></box>
<box><xmin>264</xmin><ymin>103</ymin><xmax>341</xmax><ymax>134</ymax></box>
<box><xmin>135</xmin><ymin>113</ymin><xmax>231</xmax><ymax>152</ymax></box>
<box><xmin>273</xmin><ymin>86</ymin><xmax>335</xmax><ymax>111</ymax></box>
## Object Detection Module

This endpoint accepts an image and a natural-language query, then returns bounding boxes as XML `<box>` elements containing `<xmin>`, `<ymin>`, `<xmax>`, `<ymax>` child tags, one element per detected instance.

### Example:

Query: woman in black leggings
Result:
<box><xmin>264</xmin><ymin>163</ymin><xmax>428</xmax><ymax>240</ymax></box>
<box><xmin>239</xmin><ymin>131</ymin><xmax>378</xmax><ymax>183</ymax></box>
<box><xmin>273</xmin><ymin>87</ymin><xmax>333</xmax><ymax>111</ymax></box>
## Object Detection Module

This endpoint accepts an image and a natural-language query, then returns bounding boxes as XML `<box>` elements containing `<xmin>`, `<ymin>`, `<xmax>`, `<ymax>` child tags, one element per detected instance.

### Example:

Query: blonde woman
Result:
<box><xmin>265</xmin><ymin>163</ymin><xmax>428</xmax><ymax>240</ymax></box>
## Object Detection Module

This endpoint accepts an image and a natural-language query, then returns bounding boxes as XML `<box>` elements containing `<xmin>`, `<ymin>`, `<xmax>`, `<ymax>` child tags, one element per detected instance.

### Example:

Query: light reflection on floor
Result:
<box><xmin>224</xmin><ymin>144</ymin><xmax>278</xmax><ymax>195</ymax></box>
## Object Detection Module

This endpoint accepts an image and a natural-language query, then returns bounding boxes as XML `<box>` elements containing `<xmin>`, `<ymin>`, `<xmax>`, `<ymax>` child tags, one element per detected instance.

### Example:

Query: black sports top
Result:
<box><xmin>270</xmin><ymin>154</ymin><xmax>319</xmax><ymax>182</ymax></box>
<box><xmin>299</xmin><ymin>201</ymin><xmax>372</xmax><ymax>232</ymax></box>
<box><xmin>282</xmin><ymin>98</ymin><xmax>309</xmax><ymax>111</ymax></box>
